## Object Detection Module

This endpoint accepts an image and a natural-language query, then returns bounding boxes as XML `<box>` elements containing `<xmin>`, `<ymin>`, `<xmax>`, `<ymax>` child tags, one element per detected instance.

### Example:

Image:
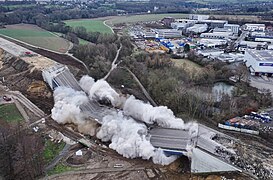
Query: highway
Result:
<box><xmin>44</xmin><ymin>65</ymin><xmax>193</xmax><ymax>151</ymax></box>
<box><xmin>45</xmin><ymin>65</ymin><xmax>240</xmax><ymax>155</ymax></box>
<box><xmin>53</xmin><ymin>68</ymin><xmax>82</xmax><ymax>91</ymax></box>
<box><xmin>150</xmin><ymin>128</ymin><xmax>190</xmax><ymax>151</ymax></box>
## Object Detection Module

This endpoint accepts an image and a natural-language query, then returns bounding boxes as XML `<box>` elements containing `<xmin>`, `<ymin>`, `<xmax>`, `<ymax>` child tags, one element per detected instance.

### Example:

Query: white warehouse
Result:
<box><xmin>244</xmin><ymin>24</ymin><xmax>265</xmax><ymax>32</ymax></box>
<box><xmin>244</xmin><ymin>50</ymin><xmax>273</xmax><ymax>76</ymax></box>
<box><xmin>188</xmin><ymin>14</ymin><xmax>209</xmax><ymax>21</ymax></box>
<box><xmin>200</xmin><ymin>32</ymin><xmax>234</xmax><ymax>39</ymax></box>
<box><xmin>224</xmin><ymin>24</ymin><xmax>240</xmax><ymax>34</ymax></box>
<box><xmin>155</xmin><ymin>29</ymin><xmax>182</xmax><ymax>38</ymax></box>
<box><xmin>187</xmin><ymin>24</ymin><xmax>208</xmax><ymax>34</ymax></box>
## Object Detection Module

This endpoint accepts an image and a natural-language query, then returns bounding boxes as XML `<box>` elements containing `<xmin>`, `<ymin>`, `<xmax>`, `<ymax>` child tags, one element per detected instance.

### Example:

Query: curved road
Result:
<box><xmin>103</xmin><ymin>20</ymin><xmax>115</xmax><ymax>34</ymax></box>
<box><xmin>103</xmin><ymin>43</ymin><xmax>123</xmax><ymax>80</ymax></box>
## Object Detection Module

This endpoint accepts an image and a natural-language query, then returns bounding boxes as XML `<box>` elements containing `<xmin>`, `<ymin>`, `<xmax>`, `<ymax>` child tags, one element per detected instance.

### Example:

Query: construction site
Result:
<box><xmin>1</xmin><ymin>36</ymin><xmax>273</xmax><ymax>180</ymax></box>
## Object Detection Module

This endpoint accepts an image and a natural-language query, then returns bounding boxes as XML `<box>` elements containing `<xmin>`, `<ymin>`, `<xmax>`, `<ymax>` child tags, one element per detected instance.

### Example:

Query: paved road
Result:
<box><xmin>9</xmin><ymin>91</ymin><xmax>45</xmax><ymax>118</ymax></box>
<box><xmin>250</xmin><ymin>76</ymin><xmax>273</xmax><ymax>97</ymax></box>
<box><xmin>150</xmin><ymin>128</ymin><xmax>190</xmax><ymax>150</ymax></box>
<box><xmin>103</xmin><ymin>43</ymin><xmax>122</xmax><ymax>80</ymax></box>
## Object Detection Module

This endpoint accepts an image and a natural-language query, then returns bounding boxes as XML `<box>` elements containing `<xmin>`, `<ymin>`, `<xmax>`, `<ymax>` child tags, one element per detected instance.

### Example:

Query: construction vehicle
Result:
<box><xmin>159</xmin><ymin>45</ymin><xmax>169</xmax><ymax>52</ymax></box>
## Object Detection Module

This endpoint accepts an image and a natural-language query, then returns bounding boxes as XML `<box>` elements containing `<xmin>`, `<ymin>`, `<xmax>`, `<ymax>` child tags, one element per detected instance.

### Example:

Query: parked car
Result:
<box><xmin>3</xmin><ymin>95</ymin><xmax>11</xmax><ymax>101</ymax></box>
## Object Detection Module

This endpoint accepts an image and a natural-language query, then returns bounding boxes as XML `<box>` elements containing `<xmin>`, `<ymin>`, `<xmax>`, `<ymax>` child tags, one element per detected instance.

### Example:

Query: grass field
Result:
<box><xmin>172</xmin><ymin>58</ymin><xmax>203</xmax><ymax>77</ymax></box>
<box><xmin>79</xmin><ymin>38</ymin><xmax>90</xmax><ymax>45</ymax></box>
<box><xmin>172</xmin><ymin>58</ymin><xmax>201</xmax><ymax>69</ymax></box>
<box><xmin>64</xmin><ymin>19</ymin><xmax>113</xmax><ymax>34</ymax></box>
<box><xmin>0</xmin><ymin>103</ymin><xmax>23</xmax><ymax>122</ymax></box>
<box><xmin>172</xmin><ymin>58</ymin><xmax>205</xmax><ymax>80</ymax></box>
<box><xmin>43</xmin><ymin>140</ymin><xmax>66</xmax><ymax>164</ymax></box>
<box><xmin>0</xmin><ymin>24</ymin><xmax>70</xmax><ymax>53</ymax></box>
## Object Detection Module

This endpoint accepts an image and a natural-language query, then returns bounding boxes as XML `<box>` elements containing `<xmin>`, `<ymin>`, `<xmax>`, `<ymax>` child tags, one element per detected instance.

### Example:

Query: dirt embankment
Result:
<box><xmin>0</xmin><ymin>49</ymin><xmax>53</xmax><ymax>113</ymax></box>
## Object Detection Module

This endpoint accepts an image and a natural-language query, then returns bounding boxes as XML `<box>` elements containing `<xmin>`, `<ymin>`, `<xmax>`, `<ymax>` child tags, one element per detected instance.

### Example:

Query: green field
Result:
<box><xmin>43</xmin><ymin>140</ymin><xmax>66</xmax><ymax>164</ymax></box>
<box><xmin>79</xmin><ymin>38</ymin><xmax>90</xmax><ymax>45</ymax></box>
<box><xmin>172</xmin><ymin>58</ymin><xmax>202</xmax><ymax>73</ymax></box>
<box><xmin>64</xmin><ymin>20</ymin><xmax>113</xmax><ymax>34</ymax></box>
<box><xmin>0</xmin><ymin>103</ymin><xmax>23</xmax><ymax>122</ymax></box>
<box><xmin>0</xmin><ymin>24</ymin><xmax>70</xmax><ymax>53</ymax></box>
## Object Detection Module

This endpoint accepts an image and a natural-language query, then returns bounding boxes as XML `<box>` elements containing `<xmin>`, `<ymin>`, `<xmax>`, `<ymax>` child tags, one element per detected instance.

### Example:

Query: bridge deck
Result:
<box><xmin>150</xmin><ymin>128</ymin><xmax>190</xmax><ymax>151</ymax></box>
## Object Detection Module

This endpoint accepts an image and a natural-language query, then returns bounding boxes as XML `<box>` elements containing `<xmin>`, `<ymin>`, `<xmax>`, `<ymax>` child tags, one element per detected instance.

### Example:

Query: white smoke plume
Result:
<box><xmin>51</xmin><ymin>87</ymin><xmax>88</xmax><ymax>124</ymax></box>
<box><xmin>51</xmin><ymin>87</ymin><xmax>98</xmax><ymax>136</ymax></box>
<box><xmin>79</xmin><ymin>75</ymin><xmax>95</xmax><ymax>94</ymax></box>
<box><xmin>80</xmin><ymin>76</ymin><xmax>126</xmax><ymax>108</ymax></box>
<box><xmin>51</xmin><ymin>75</ymin><xmax>196</xmax><ymax>165</ymax></box>
<box><xmin>124</xmin><ymin>96</ymin><xmax>198</xmax><ymax>136</ymax></box>
<box><xmin>97</xmin><ymin>111</ymin><xmax>177</xmax><ymax>165</ymax></box>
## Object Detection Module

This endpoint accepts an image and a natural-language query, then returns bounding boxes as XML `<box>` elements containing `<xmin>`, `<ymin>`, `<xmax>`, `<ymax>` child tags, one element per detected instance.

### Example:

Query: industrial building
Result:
<box><xmin>244</xmin><ymin>24</ymin><xmax>266</xmax><ymax>32</ymax></box>
<box><xmin>245</xmin><ymin>50</ymin><xmax>273</xmax><ymax>76</ymax></box>
<box><xmin>155</xmin><ymin>29</ymin><xmax>182</xmax><ymax>38</ymax></box>
<box><xmin>213</xmin><ymin>27</ymin><xmax>232</xmax><ymax>33</ymax></box>
<box><xmin>249</xmin><ymin>31</ymin><xmax>273</xmax><ymax>43</ymax></box>
<box><xmin>197</xmin><ymin>49</ymin><xmax>225</xmax><ymax>58</ymax></box>
<box><xmin>216</xmin><ymin>53</ymin><xmax>244</xmax><ymax>63</ymax></box>
<box><xmin>198</xmin><ymin>38</ymin><xmax>227</xmax><ymax>48</ymax></box>
<box><xmin>186</xmin><ymin>24</ymin><xmax>208</xmax><ymax>34</ymax></box>
<box><xmin>140</xmin><ymin>31</ymin><xmax>156</xmax><ymax>38</ymax></box>
<box><xmin>171</xmin><ymin>22</ymin><xmax>192</xmax><ymax>30</ymax></box>
<box><xmin>238</xmin><ymin>41</ymin><xmax>267</xmax><ymax>52</ymax></box>
<box><xmin>199</xmin><ymin>20</ymin><xmax>228</xmax><ymax>28</ymax></box>
<box><xmin>224</xmin><ymin>24</ymin><xmax>240</xmax><ymax>34</ymax></box>
<box><xmin>200</xmin><ymin>31</ymin><xmax>234</xmax><ymax>39</ymax></box>
<box><xmin>175</xmin><ymin>18</ymin><xmax>198</xmax><ymax>24</ymax></box>
<box><xmin>188</xmin><ymin>14</ymin><xmax>210</xmax><ymax>21</ymax></box>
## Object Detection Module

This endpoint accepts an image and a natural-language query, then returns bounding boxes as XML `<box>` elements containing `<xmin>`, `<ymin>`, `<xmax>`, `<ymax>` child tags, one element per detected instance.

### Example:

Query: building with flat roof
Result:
<box><xmin>140</xmin><ymin>31</ymin><xmax>156</xmax><ymax>38</ymax></box>
<box><xmin>244</xmin><ymin>50</ymin><xmax>273</xmax><ymax>76</ymax></box>
<box><xmin>171</xmin><ymin>22</ymin><xmax>191</xmax><ymax>30</ymax></box>
<box><xmin>224</xmin><ymin>24</ymin><xmax>240</xmax><ymax>34</ymax></box>
<box><xmin>197</xmin><ymin>49</ymin><xmax>225</xmax><ymax>58</ymax></box>
<box><xmin>244</xmin><ymin>24</ymin><xmax>265</xmax><ymax>32</ymax></box>
<box><xmin>200</xmin><ymin>32</ymin><xmax>234</xmax><ymax>39</ymax></box>
<box><xmin>155</xmin><ymin>29</ymin><xmax>182</xmax><ymax>38</ymax></box>
<box><xmin>187</xmin><ymin>24</ymin><xmax>208</xmax><ymax>34</ymax></box>
<box><xmin>189</xmin><ymin>14</ymin><xmax>210</xmax><ymax>21</ymax></box>
<box><xmin>175</xmin><ymin>18</ymin><xmax>198</xmax><ymax>24</ymax></box>
<box><xmin>199</xmin><ymin>20</ymin><xmax>228</xmax><ymax>28</ymax></box>
<box><xmin>238</xmin><ymin>41</ymin><xmax>267</xmax><ymax>52</ymax></box>
<box><xmin>198</xmin><ymin>38</ymin><xmax>227</xmax><ymax>48</ymax></box>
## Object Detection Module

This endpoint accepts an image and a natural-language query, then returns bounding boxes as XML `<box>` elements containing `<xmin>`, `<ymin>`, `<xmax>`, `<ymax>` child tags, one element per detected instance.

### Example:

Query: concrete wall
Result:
<box><xmin>191</xmin><ymin>148</ymin><xmax>241</xmax><ymax>173</ymax></box>
<box><xmin>218</xmin><ymin>123</ymin><xmax>259</xmax><ymax>135</ymax></box>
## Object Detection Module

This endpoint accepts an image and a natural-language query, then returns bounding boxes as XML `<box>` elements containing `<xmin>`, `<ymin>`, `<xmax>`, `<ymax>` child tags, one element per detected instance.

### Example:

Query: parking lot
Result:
<box><xmin>250</xmin><ymin>76</ymin><xmax>273</xmax><ymax>97</ymax></box>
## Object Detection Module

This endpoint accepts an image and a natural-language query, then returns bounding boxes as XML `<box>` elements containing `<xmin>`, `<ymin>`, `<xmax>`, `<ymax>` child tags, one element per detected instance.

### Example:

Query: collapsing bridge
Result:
<box><xmin>42</xmin><ymin>64</ymin><xmax>242</xmax><ymax>174</ymax></box>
